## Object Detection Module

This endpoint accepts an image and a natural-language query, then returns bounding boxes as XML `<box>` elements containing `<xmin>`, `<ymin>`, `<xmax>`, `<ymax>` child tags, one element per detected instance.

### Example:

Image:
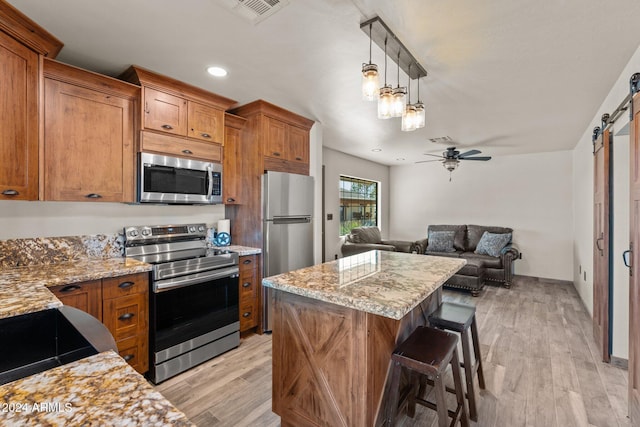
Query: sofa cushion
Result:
<box><xmin>350</xmin><ymin>226</ymin><xmax>382</xmax><ymax>244</ymax></box>
<box><xmin>461</xmin><ymin>252</ymin><xmax>504</xmax><ymax>269</ymax></box>
<box><xmin>427</xmin><ymin>225</ymin><xmax>467</xmax><ymax>251</ymax></box>
<box><xmin>426</xmin><ymin>230</ymin><xmax>456</xmax><ymax>253</ymax></box>
<box><xmin>466</xmin><ymin>225</ymin><xmax>513</xmax><ymax>251</ymax></box>
<box><xmin>425</xmin><ymin>250</ymin><xmax>463</xmax><ymax>258</ymax></box>
<box><xmin>475</xmin><ymin>231</ymin><xmax>512</xmax><ymax>257</ymax></box>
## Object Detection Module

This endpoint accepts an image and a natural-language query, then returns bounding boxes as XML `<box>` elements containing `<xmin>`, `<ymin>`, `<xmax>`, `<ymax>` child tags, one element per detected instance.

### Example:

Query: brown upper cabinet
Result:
<box><xmin>224</xmin><ymin>113</ymin><xmax>247</xmax><ymax>204</ymax></box>
<box><xmin>230</xmin><ymin>100</ymin><xmax>314</xmax><ymax>176</ymax></box>
<box><xmin>121</xmin><ymin>65</ymin><xmax>236</xmax><ymax>162</ymax></box>
<box><xmin>0</xmin><ymin>1</ymin><xmax>62</xmax><ymax>201</ymax></box>
<box><xmin>42</xmin><ymin>59</ymin><xmax>139</xmax><ymax>202</ymax></box>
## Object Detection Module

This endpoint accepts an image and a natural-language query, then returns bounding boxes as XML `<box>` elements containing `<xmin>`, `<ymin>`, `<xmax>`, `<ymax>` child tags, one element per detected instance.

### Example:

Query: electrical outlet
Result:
<box><xmin>334</xmin><ymin>254</ymin><xmax>338</xmax><ymax>260</ymax></box>
<box><xmin>519</xmin><ymin>253</ymin><xmax>522</xmax><ymax>259</ymax></box>
<box><xmin>327</xmin><ymin>213</ymin><xmax>333</xmax><ymax>220</ymax></box>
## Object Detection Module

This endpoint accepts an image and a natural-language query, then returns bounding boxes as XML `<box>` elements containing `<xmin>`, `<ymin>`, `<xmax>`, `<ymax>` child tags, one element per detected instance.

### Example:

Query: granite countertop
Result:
<box><xmin>262</xmin><ymin>251</ymin><xmax>466</xmax><ymax>320</ymax></box>
<box><xmin>0</xmin><ymin>351</ymin><xmax>193</xmax><ymax>426</ymax></box>
<box><xmin>0</xmin><ymin>258</ymin><xmax>151</xmax><ymax>320</ymax></box>
<box><xmin>226</xmin><ymin>245</ymin><xmax>262</xmax><ymax>256</ymax></box>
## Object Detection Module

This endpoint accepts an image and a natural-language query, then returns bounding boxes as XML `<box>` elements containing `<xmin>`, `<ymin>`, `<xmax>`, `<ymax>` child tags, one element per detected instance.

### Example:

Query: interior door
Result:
<box><xmin>593</xmin><ymin>128</ymin><xmax>611</xmax><ymax>362</ymax></box>
<box><xmin>629</xmin><ymin>89</ymin><xmax>640</xmax><ymax>424</ymax></box>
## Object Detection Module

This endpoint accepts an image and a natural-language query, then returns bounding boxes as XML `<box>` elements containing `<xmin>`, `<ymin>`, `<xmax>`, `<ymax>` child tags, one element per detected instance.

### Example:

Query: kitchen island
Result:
<box><xmin>262</xmin><ymin>250</ymin><xmax>466</xmax><ymax>427</ymax></box>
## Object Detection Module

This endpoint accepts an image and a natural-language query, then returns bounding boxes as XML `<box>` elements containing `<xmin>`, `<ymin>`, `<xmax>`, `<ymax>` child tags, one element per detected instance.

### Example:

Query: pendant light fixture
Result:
<box><xmin>377</xmin><ymin>37</ymin><xmax>393</xmax><ymax>119</ymax></box>
<box><xmin>362</xmin><ymin>23</ymin><xmax>379</xmax><ymax>101</ymax></box>
<box><xmin>391</xmin><ymin>50</ymin><xmax>406</xmax><ymax>118</ymax></box>
<box><xmin>402</xmin><ymin>63</ymin><xmax>417</xmax><ymax>132</ymax></box>
<box><xmin>414</xmin><ymin>76</ymin><xmax>425</xmax><ymax>129</ymax></box>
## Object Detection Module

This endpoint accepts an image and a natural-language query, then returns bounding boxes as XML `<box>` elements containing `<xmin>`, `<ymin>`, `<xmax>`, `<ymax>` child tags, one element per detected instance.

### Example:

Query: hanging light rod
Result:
<box><xmin>360</xmin><ymin>16</ymin><xmax>427</xmax><ymax>80</ymax></box>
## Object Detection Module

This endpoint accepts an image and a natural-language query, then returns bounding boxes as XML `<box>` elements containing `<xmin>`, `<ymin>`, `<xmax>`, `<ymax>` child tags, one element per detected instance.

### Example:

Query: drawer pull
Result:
<box><xmin>1</xmin><ymin>189</ymin><xmax>18</xmax><ymax>196</ymax></box>
<box><xmin>242</xmin><ymin>282</ymin><xmax>251</xmax><ymax>288</ymax></box>
<box><xmin>118</xmin><ymin>313</ymin><xmax>135</xmax><ymax>321</ymax></box>
<box><xmin>85</xmin><ymin>193</ymin><xmax>102</xmax><ymax>199</ymax></box>
<box><xmin>60</xmin><ymin>285</ymin><xmax>81</xmax><ymax>293</ymax></box>
<box><xmin>182</xmin><ymin>149</ymin><xmax>193</xmax><ymax>155</ymax></box>
<box><xmin>226</xmin><ymin>198</ymin><xmax>235</xmax><ymax>203</ymax></box>
<box><xmin>118</xmin><ymin>281</ymin><xmax>135</xmax><ymax>289</ymax></box>
<box><xmin>273</xmin><ymin>152</ymin><xmax>281</xmax><ymax>157</ymax></box>
<box><xmin>295</xmin><ymin>157</ymin><xmax>303</xmax><ymax>161</ymax></box>
<box><xmin>201</xmin><ymin>133</ymin><xmax>211</xmax><ymax>138</ymax></box>
<box><xmin>161</xmin><ymin>124</ymin><xmax>173</xmax><ymax>130</ymax></box>
<box><xmin>243</xmin><ymin>259</ymin><xmax>252</xmax><ymax>265</ymax></box>
<box><xmin>123</xmin><ymin>354</ymin><xmax>134</xmax><ymax>362</ymax></box>
<box><xmin>243</xmin><ymin>312</ymin><xmax>251</xmax><ymax>318</ymax></box>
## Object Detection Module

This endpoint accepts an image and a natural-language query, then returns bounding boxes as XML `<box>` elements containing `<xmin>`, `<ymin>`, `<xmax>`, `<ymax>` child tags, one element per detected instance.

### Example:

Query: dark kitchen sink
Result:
<box><xmin>0</xmin><ymin>307</ymin><xmax>116</xmax><ymax>386</ymax></box>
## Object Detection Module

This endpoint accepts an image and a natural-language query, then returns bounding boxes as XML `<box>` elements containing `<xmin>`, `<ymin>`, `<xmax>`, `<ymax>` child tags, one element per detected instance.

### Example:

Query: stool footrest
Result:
<box><xmin>414</xmin><ymin>397</ymin><xmax>463</xmax><ymax>427</ymax></box>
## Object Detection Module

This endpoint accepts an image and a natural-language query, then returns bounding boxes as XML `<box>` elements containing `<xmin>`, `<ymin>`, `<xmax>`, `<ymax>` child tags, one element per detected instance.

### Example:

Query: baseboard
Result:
<box><xmin>513</xmin><ymin>274</ymin><xmax>573</xmax><ymax>286</ymax></box>
<box><xmin>610</xmin><ymin>356</ymin><xmax>628</xmax><ymax>370</ymax></box>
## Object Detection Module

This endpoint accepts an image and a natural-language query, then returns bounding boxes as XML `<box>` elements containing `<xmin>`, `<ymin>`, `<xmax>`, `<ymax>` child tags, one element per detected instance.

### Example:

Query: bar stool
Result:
<box><xmin>429</xmin><ymin>301</ymin><xmax>485</xmax><ymax>421</ymax></box>
<box><xmin>386</xmin><ymin>326</ymin><xmax>469</xmax><ymax>427</ymax></box>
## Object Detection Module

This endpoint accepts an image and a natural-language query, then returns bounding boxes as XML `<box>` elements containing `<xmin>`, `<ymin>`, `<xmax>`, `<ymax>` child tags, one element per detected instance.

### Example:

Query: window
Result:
<box><xmin>339</xmin><ymin>175</ymin><xmax>379</xmax><ymax>235</ymax></box>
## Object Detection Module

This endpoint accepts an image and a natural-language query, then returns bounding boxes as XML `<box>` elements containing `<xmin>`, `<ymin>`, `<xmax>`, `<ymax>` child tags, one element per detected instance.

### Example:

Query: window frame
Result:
<box><xmin>338</xmin><ymin>175</ymin><xmax>380</xmax><ymax>237</ymax></box>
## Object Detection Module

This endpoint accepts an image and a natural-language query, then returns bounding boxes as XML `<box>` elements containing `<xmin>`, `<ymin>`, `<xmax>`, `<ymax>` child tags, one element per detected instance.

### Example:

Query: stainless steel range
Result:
<box><xmin>124</xmin><ymin>223</ymin><xmax>239</xmax><ymax>384</ymax></box>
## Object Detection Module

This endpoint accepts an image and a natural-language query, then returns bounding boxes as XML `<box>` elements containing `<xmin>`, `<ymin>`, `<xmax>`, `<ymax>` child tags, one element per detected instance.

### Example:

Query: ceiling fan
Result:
<box><xmin>416</xmin><ymin>147</ymin><xmax>492</xmax><ymax>180</ymax></box>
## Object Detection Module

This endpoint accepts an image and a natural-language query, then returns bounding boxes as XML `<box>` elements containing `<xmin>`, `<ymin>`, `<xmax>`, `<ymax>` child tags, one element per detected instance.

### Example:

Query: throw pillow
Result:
<box><xmin>426</xmin><ymin>230</ymin><xmax>456</xmax><ymax>253</ymax></box>
<box><xmin>475</xmin><ymin>231</ymin><xmax>512</xmax><ymax>257</ymax></box>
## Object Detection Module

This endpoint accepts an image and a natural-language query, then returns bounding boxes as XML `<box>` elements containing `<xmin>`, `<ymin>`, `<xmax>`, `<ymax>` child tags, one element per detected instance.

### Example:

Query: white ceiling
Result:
<box><xmin>8</xmin><ymin>0</ymin><xmax>640</xmax><ymax>165</ymax></box>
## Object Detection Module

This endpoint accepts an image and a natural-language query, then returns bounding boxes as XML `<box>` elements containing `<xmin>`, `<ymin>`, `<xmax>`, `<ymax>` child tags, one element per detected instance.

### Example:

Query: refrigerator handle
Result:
<box><xmin>272</xmin><ymin>216</ymin><xmax>312</xmax><ymax>224</ymax></box>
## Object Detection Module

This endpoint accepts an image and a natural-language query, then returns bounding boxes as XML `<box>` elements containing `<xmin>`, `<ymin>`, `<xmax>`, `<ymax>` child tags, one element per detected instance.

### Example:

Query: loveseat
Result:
<box><xmin>341</xmin><ymin>226</ymin><xmax>415</xmax><ymax>257</ymax></box>
<box><xmin>414</xmin><ymin>224</ymin><xmax>520</xmax><ymax>296</ymax></box>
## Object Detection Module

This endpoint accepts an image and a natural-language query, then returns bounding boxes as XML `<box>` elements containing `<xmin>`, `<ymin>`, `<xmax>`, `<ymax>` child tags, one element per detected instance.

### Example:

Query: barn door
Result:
<box><xmin>629</xmin><ymin>75</ymin><xmax>640</xmax><ymax>424</ymax></box>
<box><xmin>593</xmin><ymin>126</ymin><xmax>611</xmax><ymax>363</ymax></box>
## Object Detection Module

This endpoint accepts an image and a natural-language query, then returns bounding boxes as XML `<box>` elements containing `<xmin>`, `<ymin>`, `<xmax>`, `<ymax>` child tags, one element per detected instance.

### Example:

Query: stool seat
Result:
<box><xmin>429</xmin><ymin>301</ymin><xmax>476</xmax><ymax>331</ymax></box>
<box><xmin>394</xmin><ymin>326</ymin><xmax>458</xmax><ymax>373</ymax></box>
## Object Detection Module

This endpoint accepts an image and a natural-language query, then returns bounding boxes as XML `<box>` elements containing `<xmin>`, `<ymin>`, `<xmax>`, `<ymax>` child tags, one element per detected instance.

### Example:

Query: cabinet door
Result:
<box><xmin>0</xmin><ymin>31</ymin><xmax>39</xmax><ymax>200</ymax></box>
<box><xmin>43</xmin><ymin>78</ymin><xmax>135</xmax><ymax>202</ymax></box>
<box><xmin>141</xmin><ymin>131</ymin><xmax>222</xmax><ymax>162</ymax></box>
<box><xmin>265</xmin><ymin>117</ymin><xmax>286</xmax><ymax>159</ymax></box>
<box><xmin>144</xmin><ymin>87</ymin><xmax>187</xmax><ymax>136</ymax></box>
<box><xmin>50</xmin><ymin>280</ymin><xmax>102</xmax><ymax>320</ymax></box>
<box><xmin>116</xmin><ymin>334</ymin><xmax>148</xmax><ymax>374</ymax></box>
<box><xmin>103</xmin><ymin>293</ymin><xmax>147</xmax><ymax>342</ymax></box>
<box><xmin>188</xmin><ymin>101</ymin><xmax>224</xmax><ymax>144</ymax></box>
<box><xmin>288</xmin><ymin>125</ymin><xmax>309</xmax><ymax>164</ymax></box>
<box><xmin>223</xmin><ymin>125</ymin><xmax>242</xmax><ymax>204</ymax></box>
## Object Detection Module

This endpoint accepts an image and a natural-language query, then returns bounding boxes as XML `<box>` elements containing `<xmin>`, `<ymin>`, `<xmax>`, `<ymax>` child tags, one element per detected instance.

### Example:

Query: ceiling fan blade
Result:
<box><xmin>421</xmin><ymin>153</ymin><xmax>444</xmax><ymax>158</ymax></box>
<box><xmin>457</xmin><ymin>149</ymin><xmax>481</xmax><ymax>157</ymax></box>
<box><xmin>460</xmin><ymin>156</ymin><xmax>492</xmax><ymax>161</ymax></box>
<box><xmin>415</xmin><ymin>159</ymin><xmax>444</xmax><ymax>164</ymax></box>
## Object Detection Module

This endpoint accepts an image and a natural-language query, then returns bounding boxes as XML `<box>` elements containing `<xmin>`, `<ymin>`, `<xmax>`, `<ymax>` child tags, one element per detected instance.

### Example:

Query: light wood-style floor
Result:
<box><xmin>156</xmin><ymin>277</ymin><xmax>630</xmax><ymax>427</ymax></box>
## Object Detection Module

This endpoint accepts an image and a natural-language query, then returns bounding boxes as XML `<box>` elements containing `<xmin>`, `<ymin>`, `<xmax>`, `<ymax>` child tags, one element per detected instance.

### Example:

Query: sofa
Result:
<box><xmin>341</xmin><ymin>226</ymin><xmax>415</xmax><ymax>257</ymax></box>
<box><xmin>414</xmin><ymin>224</ymin><xmax>520</xmax><ymax>296</ymax></box>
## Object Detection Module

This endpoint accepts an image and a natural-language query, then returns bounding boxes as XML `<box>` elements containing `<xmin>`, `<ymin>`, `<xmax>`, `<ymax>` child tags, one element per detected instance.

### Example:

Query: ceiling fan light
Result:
<box><xmin>378</xmin><ymin>85</ymin><xmax>393</xmax><ymax>119</ymax></box>
<box><xmin>391</xmin><ymin>86</ymin><xmax>406</xmax><ymax>117</ymax></box>
<box><xmin>362</xmin><ymin>63</ymin><xmax>379</xmax><ymax>101</ymax></box>
<box><xmin>442</xmin><ymin>158</ymin><xmax>458</xmax><ymax>172</ymax></box>
<box><xmin>401</xmin><ymin>105</ymin><xmax>417</xmax><ymax>132</ymax></box>
<box><xmin>414</xmin><ymin>102</ymin><xmax>425</xmax><ymax>128</ymax></box>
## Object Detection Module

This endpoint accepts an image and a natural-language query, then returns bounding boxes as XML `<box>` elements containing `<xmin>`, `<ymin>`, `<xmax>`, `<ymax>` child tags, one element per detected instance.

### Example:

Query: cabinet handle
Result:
<box><xmin>242</xmin><ymin>282</ymin><xmax>251</xmax><ymax>288</ymax></box>
<box><xmin>295</xmin><ymin>157</ymin><xmax>303</xmax><ymax>161</ymax></box>
<box><xmin>144</xmin><ymin>102</ymin><xmax>149</xmax><ymax>114</ymax></box>
<box><xmin>123</xmin><ymin>354</ymin><xmax>134</xmax><ymax>362</ymax></box>
<box><xmin>1</xmin><ymin>189</ymin><xmax>18</xmax><ymax>196</ymax></box>
<box><xmin>118</xmin><ymin>281</ymin><xmax>135</xmax><ymax>289</ymax></box>
<box><xmin>243</xmin><ymin>259</ymin><xmax>252</xmax><ymax>265</ymax></box>
<box><xmin>182</xmin><ymin>149</ymin><xmax>193</xmax><ymax>155</ymax></box>
<box><xmin>226</xmin><ymin>198</ymin><xmax>235</xmax><ymax>203</ymax></box>
<box><xmin>201</xmin><ymin>133</ymin><xmax>211</xmax><ymax>138</ymax></box>
<box><xmin>118</xmin><ymin>313</ymin><xmax>135</xmax><ymax>321</ymax></box>
<box><xmin>243</xmin><ymin>312</ymin><xmax>251</xmax><ymax>318</ymax></box>
<box><xmin>273</xmin><ymin>152</ymin><xmax>281</xmax><ymax>157</ymax></box>
<box><xmin>60</xmin><ymin>285</ymin><xmax>81</xmax><ymax>293</ymax></box>
<box><xmin>85</xmin><ymin>193</ymin><xmax>102</xmax><ymax>199</ymax></box>
<box><xmin>161</xmin><ymin>124</ymin><xmax>173</xmax><ymax>130</ymax></box>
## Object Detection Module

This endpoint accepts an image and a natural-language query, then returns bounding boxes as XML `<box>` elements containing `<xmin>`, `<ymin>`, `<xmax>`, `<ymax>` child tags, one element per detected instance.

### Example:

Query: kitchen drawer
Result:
<box><xmin>240</xmin><ymin>302</ymin><xmax>257</xmax><ymax>330</ymax></box>
<box><xmin>103</xmin><ymin>293</ymin><xmax>147</xmax><ymax>341</ymax></box>
<box><xmin>102</xmin><ymin>273</ymin><xmax>148</xmax><ymax>299</ymax></box>
<box><xmin>49</xmin><ymin>280</ymin><xmax>102</xmax><ymax>321</ymax></box>
<box><xmin>141</xmin><ymin>130</ymin><xmax>222</xmax><ymax>162</ymax></box>
<box><xmin>239</xmin><ymin>255</ymin><xmax>259</xmax><ymax>272</ymax></box>
<box><xmin>116</xmin><ymin>333</ymin><xmax>148</xmax><ymax>374</ymax></box>
<box><xmin>240</xmin><ymin>270</ymin><xmax>257</xmax><ymax>299</ymax></box>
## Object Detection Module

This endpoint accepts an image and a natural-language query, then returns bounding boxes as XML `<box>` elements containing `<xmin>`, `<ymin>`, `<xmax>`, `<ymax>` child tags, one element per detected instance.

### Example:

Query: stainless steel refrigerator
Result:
<box><xmin>262</xmin><ymin>171</ymin><xmax>314</xmax><ymax>332</ymax></box>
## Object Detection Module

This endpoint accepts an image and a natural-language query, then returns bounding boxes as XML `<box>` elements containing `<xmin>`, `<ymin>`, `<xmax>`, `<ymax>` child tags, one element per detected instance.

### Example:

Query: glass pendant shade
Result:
<box><xmin>362</xmin><ymin>63</ymin><xmax>379</xmax><ymax>101</ymax></box>
<box><xmin>401</xmin><ymin>105</ymin><xmax>417</xmax><ymax>132</ymax></box>
<box><xmin>443</xmin><ymin>158</ymin><xmax>458</xmax><ymax>172</ymax></box>
<box><xmin>391</xmin><ymin>87</ymin><xmax>406</xmax><ymax>118</ymax></box>
<box><xmin>414</xmin><ymin>102</ymin><xmax>425</xmax><ymax>128</ymax></box>
<box><xmin>378</xmin><ymin>85</ymin><xmax>393</xmax><ymax>119</ymax></box>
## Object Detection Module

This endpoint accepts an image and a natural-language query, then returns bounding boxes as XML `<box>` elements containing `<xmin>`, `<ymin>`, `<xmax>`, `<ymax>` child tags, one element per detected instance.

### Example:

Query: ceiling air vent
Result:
<box><xmin>429</xmin><ymin>136</ymin><xmax>453</xmax><ymax>144</ymax></box>
<box><xmin>218</xmin><ymin>0</ymin><xmax>290</xmax><ymax>24</ymax></box>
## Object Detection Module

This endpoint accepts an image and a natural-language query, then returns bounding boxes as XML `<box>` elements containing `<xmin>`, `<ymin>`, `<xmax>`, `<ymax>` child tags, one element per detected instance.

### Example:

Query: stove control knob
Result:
<box><xmin>129</xmin><ymin>230</ymin><xmax>139</xmax><ymax>237</ymax></box>
<box><xmin>141</xmin><ymin>229</ymin><xmax>150</xmax><ymax>236</ymax></box>
<box><xmin>198</xmin><ymin>225</ymin><xmax>205</xmax><ymax>232</ymax></box>
<box><xmin>189</xmin><ymin>226</ymin><xmax>196</xmax><ymax>233</ymax></box>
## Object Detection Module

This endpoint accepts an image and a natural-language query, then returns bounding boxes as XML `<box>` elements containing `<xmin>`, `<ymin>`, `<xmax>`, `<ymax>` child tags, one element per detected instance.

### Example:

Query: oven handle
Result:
<box><xmin>153</xmin><ymin>266</ymin><xmax>239</xmax><ymax>293</ymax></box>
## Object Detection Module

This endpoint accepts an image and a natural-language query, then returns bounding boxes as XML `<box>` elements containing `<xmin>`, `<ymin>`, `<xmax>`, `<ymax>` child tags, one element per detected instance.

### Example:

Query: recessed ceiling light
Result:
<box><xmin>371</xmin><ymin>148</ymin><xmax>382</xmax><ymax>152</ymax></box>
<box><xmin>207</xmin><ymin>66</ymin><xmax>227</xmax><ymax>77</ymax></box>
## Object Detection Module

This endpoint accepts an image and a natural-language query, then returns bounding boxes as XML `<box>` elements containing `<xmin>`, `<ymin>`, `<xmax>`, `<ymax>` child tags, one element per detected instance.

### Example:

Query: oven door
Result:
<box><xmin>139</xmin><ymin>152</ymin><xmax>222</xmax><ymax>204</ymax></box>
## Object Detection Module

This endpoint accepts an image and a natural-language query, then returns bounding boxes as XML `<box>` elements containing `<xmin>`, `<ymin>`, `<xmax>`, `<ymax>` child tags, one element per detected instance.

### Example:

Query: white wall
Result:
<box><xmin>389</xmin><ymin>151</ymin><xmax>574</xmax><ymax>280</ymax></box>
<box><xmin>572</xmin><ymin>43</ymin><xmax>640</xmax><ymax>318</ymax></box>
<box><xmin>0</xmin><ymin>201</ymin><xmax>226</xmax><ymax>239</ymax></box>
<box><xmin>322</xmin><ymin>147</ymin><xmax>390</xmax><ymax>261</ymax></box>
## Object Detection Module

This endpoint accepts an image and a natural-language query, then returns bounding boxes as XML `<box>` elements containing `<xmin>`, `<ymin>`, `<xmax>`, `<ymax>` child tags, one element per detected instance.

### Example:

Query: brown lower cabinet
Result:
<box><xmin>50</xmin><ymin>272</ymin><xmax>149</xmax><ymax>374</ymax></box>
<box><xmin>239</xmin><ymin>255</ymin><xmax>261</xmax><ymax>333</ymax></box>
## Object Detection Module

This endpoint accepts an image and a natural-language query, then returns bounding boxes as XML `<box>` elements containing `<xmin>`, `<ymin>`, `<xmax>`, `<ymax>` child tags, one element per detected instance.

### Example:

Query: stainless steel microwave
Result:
<box><xmin>138</xmin><ymin>152</ymin><xmax>222</xmax><ymax>204</ymax></box>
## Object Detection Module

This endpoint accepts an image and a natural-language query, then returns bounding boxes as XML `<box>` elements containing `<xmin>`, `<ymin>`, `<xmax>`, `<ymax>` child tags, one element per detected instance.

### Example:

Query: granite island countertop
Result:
<box><xmin>0</xmin><ymin>351</ymin><xmax>193</xmax><ymax>426</ymax></box>
<box><xmin>262</xmin><ymin>250</ymin><xmax>466</xmax><ymax>320</ymax></box>
<box><xmin>0</xmin><ymin>258</ymin><xmax>151</xmax><ymax>320</ymax></box>
<box><xmin>226</xmin><ymin>245</ymin><xmax>262</xmax><ymax>256</ymax></box>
